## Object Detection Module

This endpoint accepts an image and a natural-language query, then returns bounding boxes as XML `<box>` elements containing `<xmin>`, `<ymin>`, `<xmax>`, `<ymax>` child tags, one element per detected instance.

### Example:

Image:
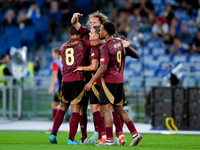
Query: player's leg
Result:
<box><xmin>112</xmin><ymin>108</ymin><xmax>125</xmax><ymax>145</ymax></box>
<box><xmin>50</xmin><ymin>102</ymin><xmax>70</xmax><ymax>144</ymax></box>
<box><xmin>67</xmin><ymin>80</ymin><xmax>85</xmax><ymax>145</ymax></box>
<box><xmin>113</xmin><ymin>106</ymin><xmax>143</xmax><ymax>146</ymax></box>
<box><xmin>67</xmin><ymin>104</ymin><xmax>81</xmax><ymax>145</ymax></box>
<box><xmin>88</xmin><ymin>84</ymin><xmax>106</xmax><ymax>144</ymax></box>
<box><xmin>79</xmin><ymin>94</ymin><xmax>89</xmax><ymax>144</ymax></box>
<box><xmin>52</xmin><ymin>91</ymin><xmax>60</xmax><ymax>121</ymax></box>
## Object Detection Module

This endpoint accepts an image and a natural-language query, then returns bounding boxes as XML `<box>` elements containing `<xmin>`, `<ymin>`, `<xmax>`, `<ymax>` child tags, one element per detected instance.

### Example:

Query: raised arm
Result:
<box><xmin>71</xmin><ymin>12</ymin><xmax>83</xmax><ymax>31</ymax></box>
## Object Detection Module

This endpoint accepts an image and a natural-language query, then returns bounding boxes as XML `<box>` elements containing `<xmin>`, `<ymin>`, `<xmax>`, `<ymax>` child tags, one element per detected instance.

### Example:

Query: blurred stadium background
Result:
<box><xmin>0</xmin><ymin>0</ymin><xmax>200</xmax><ymax>130</ymax></box>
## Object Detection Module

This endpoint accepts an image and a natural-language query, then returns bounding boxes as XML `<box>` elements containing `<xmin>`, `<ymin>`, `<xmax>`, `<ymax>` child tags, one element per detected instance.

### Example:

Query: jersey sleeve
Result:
<box><xmin>100</xmin><ymin>45</ymin><xmax>109</xmax><ymax>65</ymax></box>
<box><xmin>90</xmin><ymin>47</ymin><xmax>100</xmax><ymax>61</ymax></box>
<box><xmin>52</xmin><ymin>62</ymin><xmax>59</xmax><ymax>72</ymax></box>
<box><xmin>78</xmin><ymin>25</ymin><xmax>90</xmax><ymax>33</ymax></box>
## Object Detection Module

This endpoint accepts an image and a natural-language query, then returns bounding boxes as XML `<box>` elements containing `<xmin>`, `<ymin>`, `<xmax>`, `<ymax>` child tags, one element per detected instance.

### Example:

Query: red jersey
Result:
<box><xmin>90</xmin><ymin>45</ymin><xmax>101</xmax><ymax>86</ymax></box>
<box><xmin>78</xmin><ymin>25</ymin><xmax>90</xmax><ymax>41</ymax></box>
<box><xmin>60</xmin><ymin>38</ymin><xmax>90</xmax><ymax>82</ymax></box>
<box><xmin>100</xmin><ymin>39</ymin><xmax>125</xmax><ymax>83</ymax></box>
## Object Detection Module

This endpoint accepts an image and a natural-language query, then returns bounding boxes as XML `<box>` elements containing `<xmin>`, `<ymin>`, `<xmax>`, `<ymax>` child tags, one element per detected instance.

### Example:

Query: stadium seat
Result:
<box><xmin>34</xmin><ymin>17</ymin><xmax>49</xmax><ymax>46</ymax></box>
<box><xmin>156</xmin><ymin>54</ymin><xmax>171</xmax><ymax>64</ymax></box>
<box><xmin>182</xmin><ymin>77</ymin><xmax>196</xmax><ymax>87</ymax></box>
<box><xmin>160</xmin><ymin>62</ymin><xmax>175</xmax><ymax>70</ymax></box>
<box><xmin>128</xmin><ymin>79</ymin><xmax>143</xmax><ymax>89</ymax></box>
<box><xmin>146</xmin><ymin>39</ymin><xmax>163</xmax><ymax>48</ymax></box>
<box><xmin>20</xmin><ymin>26</ymin><xmax>35</xmax><ymax>46</ymax></box>
<box><xmin>155</xmin><ymin>69</ymin><xmax>167</xmax><ymax>78</ymax></box>
<box><xmin>174</xmin><ymin>9</ymin><xmax>188</xmax><ymax>20</ymax></box>
<box><xmin>6</xmin><ymin>36</ymin><xmax>21</xmax><ymax>50</ymax></box>
<box><xmin>124</xmin><ymin>69</ymin><xmax>135</xmax><ymax>79</ymax></box>
<box><xmin>127</xmin><ymin>62</ymin><xmax>142</xmax><ymax>75</ymax></box>
<box><xmin>189</xmin><ymin>54</ymin><xmax>200</xmax><ymax>63</ymax></box>
<box><xmin>152</xmin><ymin>47</ymin><xmax>166</xmax><ymax>56</ymax></box>
<box><xmin>142</xmin><ymin>32</ymin><xmax>151</xmax><ymax>42</ymax></box>
<box><xmin>144</xmin><ymin>68</ymin><xmax>155</xmax><ymax>77</ymax></box>
<box><xmin>0</xmin><ymin>35</ymin><xmax>7</xmax><ymax>57</ymax></box>
<box><xmin>4</xmin><ymin>26</ymin><xmax>20</xmax><ymax>38</ymax></box>
<box><xmin>137</xmin><ymin>46</ymin><xmax>150</xmax><ymax>55</ymax></box>
<box><xmin>172</xmin><ymin>54</ymin><xmax>188</xmax><ymax>64</ymax></box>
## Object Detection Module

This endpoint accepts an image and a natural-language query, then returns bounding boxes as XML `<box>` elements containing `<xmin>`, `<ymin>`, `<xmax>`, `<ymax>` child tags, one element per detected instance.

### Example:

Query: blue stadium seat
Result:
<box><xmin>160</xmin><ymin>62</ymin><xmax>175</xmax><ymax>70</ymax></box>
<box><xmin>172</xmin><ymin>54</ymin><xmax>188</xmax><ymax>64</ymax></box>
<box><xmin>0</xmin><ymin>35</ymin><xmax>7</xmax><ymax>57</ymax></box>
<box><xmin>174</xmin><ymin>9</ymin><xmax>188</xmax><ymax>20</ymax></box>
<box><xmin>152</xmin><ymin>47</ymin><xmax>166</xmax><ymax>56</ymax></box>
<box><xmin>20</xmin><ymin>26</ymin><xmax>36</xmax><ymax>52</ymax></box>
<box><xmin>156</xmin><ymin>69</ymin><xmax>167</xmax><ymax>77</ymax></box>
<box><xmin>128</xmin><ymin>79</ymin><xmax>143</xmax><ymax>88</ymax></box>
<box><xmin>20</xmin><ymin>26</ymin><xmax>35</xmax><ymax>43</ymax></box>
<box><xmin>35</xmin><ymin>67</ymin><xmax>52</xmax><ymax>76</ymax></box>
<box><xmin>156</xmin><ymin>54</ymin><xmax>171</xmax><ymax>64</ymax></box>
<box><xmin>188</xmin><ymin>26</ymin><xmax>198</xmax><ymax>34</ymax></box>
<box><xmin>137</xmin><ymin>46</ymin><xmax>151</xmax><ymax>55</ymax></box>
<box><xmin>4</xmin><ymin>26</ymin><xmax>20</xmax><ymax>38</ymax></box>
<box><xmin>150</xmin><ymin>0</ymin><xmax>163</xmax><ymax>5</ymax></box>
<box><xmin>127</xmin><ymin>62</ymin><xmax>142</xmax><ymax>75</ymax></box>
<box><xmin>146</xmin><ymin>39</ymin><xmax>163</xmax><ymax>48</ymax></box>
<box><xmin>182</xmin><ymin>77</ymin><xmax>197</xmax><ymax>87</ymax></box>
<box><xmin>6</xmin><ymin>36</ymin><xmax>21</xmax><ymax>50</ymax></box>
<box><xmin>144</xmin><ymin>68</ymin><xmax>155</xmax><ymax>78</ymax></box>
<box><xmin>189</xmin><ymin>54</ymin><xmax>200</xmax><ymax>63</ymax></box>
<box><xmin>124</xmin><ymin>69</ymin><xmax>135</xmax><ymax>79</ymax></box>
<box><xmin>34</xmin><ymin>17</ymin><xmax>49</xmax><ymax>45</ymax></box>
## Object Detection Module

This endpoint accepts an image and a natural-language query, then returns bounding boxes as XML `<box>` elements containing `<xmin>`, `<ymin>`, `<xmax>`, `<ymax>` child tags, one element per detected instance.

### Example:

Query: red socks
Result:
<box><xmin>113</xmin><ymin>111</ymin><xmax>123</xmax><ymax>137</ymax></box>
<box><xmin>126</xmin><ymin>121</ymin><xmax>137</xmax><ymax>136</ymax></box>
<box><xmin>52</xmin><ymin>109</ymin><xmax>58</xmax><ymax>121</ymax></box>
<box><xmin>93</xmin><ymin>111</ymin><xmax>106</xmax><ymax>137</ymax></box>
<box><xmin>51</xmin><ymin>109</ymin><xmax>65</xmax><ymax>136</ymax></box>
<box><xmin>69</xmin><ymin>112</ymin><xmax>79</xmax><ymax>141</ymax></box>
<box><xmin>79</xmin><ymin>114</ymin><xmax>87</xmax><ymax>137</ymax></box>
<box><xmin>106</xmin><ymin>127</ymin><xmax>113</xmax><ymax>140</ymax></box>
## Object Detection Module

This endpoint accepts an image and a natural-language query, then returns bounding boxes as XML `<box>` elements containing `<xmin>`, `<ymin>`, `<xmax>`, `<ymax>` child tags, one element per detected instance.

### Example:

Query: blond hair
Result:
<box><xmin>87</xmin><ymin>11</ymin><xmax>108</xmax><ymax>26</ymax></box>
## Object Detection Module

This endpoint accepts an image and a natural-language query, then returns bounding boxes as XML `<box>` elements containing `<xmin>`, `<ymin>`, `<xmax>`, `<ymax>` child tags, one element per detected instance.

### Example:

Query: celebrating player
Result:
<box><xmin>49</xmin><ymin>26</ymin><xmax>90</xmax><ymax>145</ymax></box>
<box><xmin>85</xmin><ymin>21</ymin><xmax>143</xmax><ymax>146</ymax></box>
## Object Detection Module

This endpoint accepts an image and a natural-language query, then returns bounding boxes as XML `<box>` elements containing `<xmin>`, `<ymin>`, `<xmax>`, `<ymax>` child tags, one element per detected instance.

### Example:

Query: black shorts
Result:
<box><xmin>100</xmin><ymin>79</ymin><xmax>124</xmax><ymax>106</ymax></box>
<box><xmin>60</xmin><ymin>81</ymin><xmax>85</xmax><ymax>105</ymax></box>
<box><xmin>53</xmin><ymin>90</ymin><xmax>61</xmax><ymax>102</ymax></box>
<box><xmin>90</xmin><ymin>83</ymin><xmax>100</xmax><ymax>104</ymax></box>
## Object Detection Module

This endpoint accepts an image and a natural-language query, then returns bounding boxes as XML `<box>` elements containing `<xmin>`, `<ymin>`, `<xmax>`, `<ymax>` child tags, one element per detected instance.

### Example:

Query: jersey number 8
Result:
<box><xmin>65</xmin><ymin>48</ymin><xmax>74</xmax><ymax>66</ymax></box>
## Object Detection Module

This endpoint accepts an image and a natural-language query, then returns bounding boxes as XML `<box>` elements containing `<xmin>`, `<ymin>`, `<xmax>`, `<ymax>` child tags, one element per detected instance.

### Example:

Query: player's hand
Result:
<box><xmin>84</xmin><ymin>82</ymin><xmax>93</xmax><ymax>91</ymax></box>
<box><xmin>49</xmin><ymin>87</ymin><xmax>54</xmax><ymax>94</ymax></box>
<box><xmin>71</xmin><ymin>13</ymin><xmax>83</xmax><ymax>24</ymax></box>
<box><xmin>74</xmin><ymin>66</ymin><xmax>83</xmax><ymax>72</ymax></box>
<box><xmin>121</xmin><ymin>35</ymin><xmax>127</xmax><ymax>41</ymax></box>
<box><xmin>122</xmin><ymin>39</ymin><xmax>130</xmax><ymax>48</ymax></box>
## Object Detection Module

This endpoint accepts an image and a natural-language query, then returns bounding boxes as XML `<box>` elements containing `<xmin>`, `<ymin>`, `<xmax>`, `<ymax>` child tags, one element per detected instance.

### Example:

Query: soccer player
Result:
<box><xmin>74</xmin><ymin>25</ymin><xmax>108</xmax><ymax>145</ymax></box>
<box><xmin>48</xmin><ymin>48</ymin><xmax>62</xmax><ymax>121</ymax></box>
<box><xmin>49</xmin><ymin>26</ymin><xmax>90</xmax><ymax>145</ymax></box>
<box><xmin>85</xmin><ymin>21</ymin><xmax>142</xmax><ymax>146</ymax></box>
<box><xmin>71</xmin><ymin>11</ymin><xmax>137</xmax><ymax>145</ymax></box>
<box><xmin>71</xmin><ymin>11</ymin><xmax>108</xmax><ymax>144</ymax></box>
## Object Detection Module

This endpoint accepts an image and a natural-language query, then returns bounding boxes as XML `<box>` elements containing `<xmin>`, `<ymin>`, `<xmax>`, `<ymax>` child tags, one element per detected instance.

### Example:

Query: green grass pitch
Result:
<box><xmin>0</xmin><ymin>131</ymin><xmax>200</xmax><ymax>150</ymax></box>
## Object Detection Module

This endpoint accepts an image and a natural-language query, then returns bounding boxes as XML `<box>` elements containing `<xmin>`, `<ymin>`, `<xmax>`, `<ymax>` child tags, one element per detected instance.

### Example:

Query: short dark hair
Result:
<box><xmin>102</xmin><ymin>21</ymin><xmax>116</xmax><ymax>36</ymax></box>
<box><xmin>52</xmin><ymin>47</ymin><xmax>60</xmax><ymax>54</ymax></box>
<box><xmin>69</xmin><ymin>26</ymin><xmax>80</xmax><ymax>36</ymax></box>
<box><xmin>1</xmin><ymin>54</ymin><xmax>8</xmax><ymax>61</ymax></box>
<box><xmin>92</xmin><ymin>25</ymin><xmax>101</xmax><ymax>36</ymax></box>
